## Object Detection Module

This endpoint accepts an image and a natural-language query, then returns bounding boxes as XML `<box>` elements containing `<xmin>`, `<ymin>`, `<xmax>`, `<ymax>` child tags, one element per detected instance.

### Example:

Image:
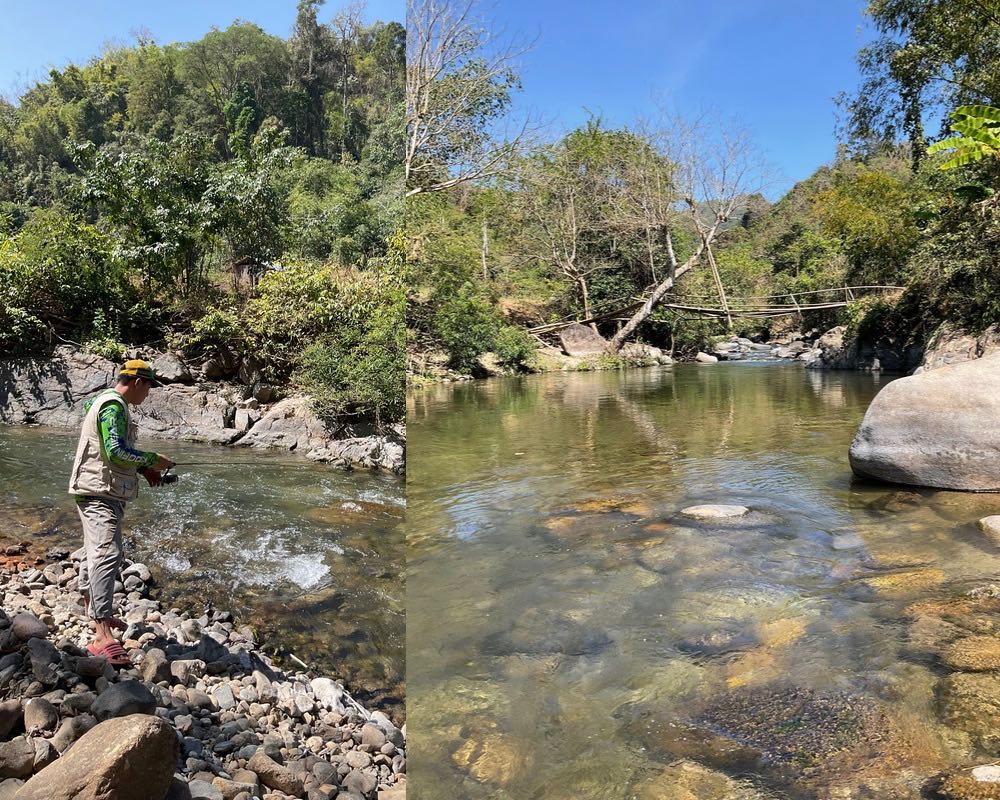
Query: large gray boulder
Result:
<box><xmin>14</xmin><ymin>714</ymin><xmax>176</xmax><ymax>800</ymax></box>
<box><xmin>151</xmin><ymin>353</ymin><xmax>192</xmax><ymax>384</ymax></box>
<box><xmin>557</xmin><ymin>324</ymin><xmax>608</xmax><ymax>357</ymax></box>
<box><xmin>849</xmin><ymin>353</ymin><xmax>1000</xmax><ymax>490</ymax></box>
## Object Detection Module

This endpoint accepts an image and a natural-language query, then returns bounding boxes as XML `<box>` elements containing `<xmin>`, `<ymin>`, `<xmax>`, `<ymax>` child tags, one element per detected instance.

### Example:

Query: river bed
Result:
<box><xmin>407</xmin><ymin>362</ymin><xmax>1000</xmax><ymax>799</ymax></box>
<box><xmin>0</xmin><ymin>424</ymin><xmax>405</xmax><ymax>715</ymax></box>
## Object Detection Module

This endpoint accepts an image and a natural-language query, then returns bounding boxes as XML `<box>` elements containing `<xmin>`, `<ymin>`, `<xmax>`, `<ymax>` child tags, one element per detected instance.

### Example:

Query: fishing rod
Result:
<box><xmin>154</xmin><ymin>460</ymin><xmax>314</xmax><ymax>486</ymax></box>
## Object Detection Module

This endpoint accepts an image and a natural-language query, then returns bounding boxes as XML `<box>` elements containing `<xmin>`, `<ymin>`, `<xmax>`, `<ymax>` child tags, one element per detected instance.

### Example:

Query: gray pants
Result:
<box><xmin>76</xmin><ymin>498</ymin><xmax>125</xmax><ymax>620</ymax></box>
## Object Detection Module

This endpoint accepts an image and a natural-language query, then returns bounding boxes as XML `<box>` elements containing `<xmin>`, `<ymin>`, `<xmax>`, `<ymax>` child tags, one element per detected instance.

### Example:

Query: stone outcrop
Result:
<box><xmin>13</xmin><ymin>715</ymin><xmax>177</xmax><ymax>800</ymax></box>
<box><xmin>557</xmin><ymin>324</ymin><xmax>609</xmax><ymax>357</ymax></box>
<box><xmin>805</xmin><ymin>326</ymin><xmax>923</xmax><ymax>372</ymax></box>
<box><xmin>849</xmin><ymin>353</ymin><xmax>1000</xmax><ymax>490</ymax></box>
<box><xmin>235</xmin><ymin>397</ymin><xmax>403</xmax><ymax>472</ymax></box>
<box><xmin>920</xmin><ymin>322</ymin><xmax>1000</xmax><ymax>371</ymax></box>
<box><xmin>0</xmin><ymin>347</ymin><xmax>403</xmax><ymax>472</ymax></box>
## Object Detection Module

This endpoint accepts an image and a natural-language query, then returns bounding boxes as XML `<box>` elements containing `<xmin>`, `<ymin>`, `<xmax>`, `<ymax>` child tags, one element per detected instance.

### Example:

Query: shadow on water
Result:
<box><xmin>407</xmin><ymin>364</ymin><xmax>1000</xmax><ymax>799</ymax></box>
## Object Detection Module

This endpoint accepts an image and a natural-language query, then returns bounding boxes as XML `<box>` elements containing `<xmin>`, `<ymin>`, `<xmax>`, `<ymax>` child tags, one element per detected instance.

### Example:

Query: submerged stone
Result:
<box><xmin>978</xmin><ymin>516</ymin><xmax>1000</xmax><ymax>547</ymax></box>
<box><xmin>862</xmin><ymin>567</ymin><xmax>945</xmax><ymax>598</ymax></box>
<box><xmin>942</xmin><ymin>636</ymin><xmax>1000</xmax><ymax>671</ymax></box>
<box><xmin>935</xmin><ymin>769</ymin><xmax>1000</xmax><ymax>800</ymax></box>
<box><xmin>937</xmin><ymin>671</ymin><xmax>1000</xmax><ymax>751</ymax></box>
<box><xmin>680</xmin><ymin>505</ymin><xmax>750</xmax><ymax>520</ymax></box>
<box><xmin>480</xmin><ymin>607</ymin><xmax>612</xmax><ymax>657</ymax></box>
<box><xmin>629</xmin><ymin>759</ymin><xmax>766</xmax><ymax>800</ymax></box>
<box><xmin>625</xmin><ymin>685</ymin><xmax>947</xmax><ymax>795</ymax></box>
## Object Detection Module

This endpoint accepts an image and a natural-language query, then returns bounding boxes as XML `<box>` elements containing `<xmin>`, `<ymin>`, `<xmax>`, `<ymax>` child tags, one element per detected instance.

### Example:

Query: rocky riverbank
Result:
<box><xmin>0</xmin><ymin>347</ymin><xmax>404</xmax><ymax>474</ymax></box>
<box><xmin>0</xmin><ymin>547</ymin><xmax>405</xmax><ymax>800</ymax></box>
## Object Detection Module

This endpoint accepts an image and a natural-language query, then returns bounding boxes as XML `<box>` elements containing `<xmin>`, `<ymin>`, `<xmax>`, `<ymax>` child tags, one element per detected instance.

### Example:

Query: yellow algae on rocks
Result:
<box><xmin>935</xmin><ymin>771</ymin><xmax>1000</xmax><ymax>800</ymax></box>
<box><xmin>570</xmin><ymin>497</ymin><xmax>630</xmax><ymax>513</ymax></box>
<box><xmin>544</xmin><ymin>515</ymin><xmax>578</xmax><ymax>533</ymax></box>
<box><xmin>620</xmin><ymin>500</ymin><xmax>656</xmax><ymax>517</ymax></box>
<box><xmin>642</xmin><ymin>521</ymin><xmax>672</xmax><ymax>534</ymax></box>
<box><xmin>863</xmin><ymin>568</ymin><xmax>946</xmax><ymax>598</ymax></box>
<box><xmin>725</xmin><ymin>650</ymin><xmax>779</xmax><ymax>689</ymax></box>
<box><xmin>943</xmin><ymin>635</ymin><xmax>1000</xmax><ymax>671</ymax></box>
<box><xmin>758</xmin><ymin>617</ymin><xmax>808</xmax><ymax>649</ymax></box>
<box><xmin>451</xmin><ymin>734</ymin><xmax>532</xmax><ymax>786</ymax></box>
<box><xmin>631</xmin><ymin>760</ymin><xmax>765</xmax><ymax>800</ymax></box>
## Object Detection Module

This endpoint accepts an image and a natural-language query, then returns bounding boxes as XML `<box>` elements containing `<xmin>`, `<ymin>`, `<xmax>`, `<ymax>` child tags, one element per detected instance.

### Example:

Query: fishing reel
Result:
<box><xmin>144</xmin><ymin>467</ymin><xmax>178</xmax><ymax>487</ymax></box>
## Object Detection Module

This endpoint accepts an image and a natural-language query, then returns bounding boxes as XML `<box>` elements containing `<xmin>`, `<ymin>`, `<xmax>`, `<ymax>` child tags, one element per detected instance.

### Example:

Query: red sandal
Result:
<box><xmin>86</xmin><ymin>641</ymin><xmax>132</xmax><ymax>667</ymax></box>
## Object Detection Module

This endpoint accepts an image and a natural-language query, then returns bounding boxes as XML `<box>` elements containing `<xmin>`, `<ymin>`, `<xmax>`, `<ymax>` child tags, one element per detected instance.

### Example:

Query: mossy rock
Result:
<box><xmin>942</xmin><ymin>635</ymin><xmax>1000</xmax><ymax>671</ymax></box>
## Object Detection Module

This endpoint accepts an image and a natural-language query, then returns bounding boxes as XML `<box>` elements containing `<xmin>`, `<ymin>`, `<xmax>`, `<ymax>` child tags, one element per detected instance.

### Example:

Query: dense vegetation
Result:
<box><xmin>0</xmin><ymin>1</ymin><xmax>405</xmax><ymax>424</ymax></box>
<box><xmin>407</xmin><ymin>0</ymin><xmax>1000</xmax><ymax>374</ymax></box>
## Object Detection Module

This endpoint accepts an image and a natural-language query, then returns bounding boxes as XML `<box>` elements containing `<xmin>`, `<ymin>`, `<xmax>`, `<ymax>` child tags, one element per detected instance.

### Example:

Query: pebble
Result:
<box><xmin>0</xmin><ymin>553</ymin><xmax>401</xmax><ymax>797</ymax></box>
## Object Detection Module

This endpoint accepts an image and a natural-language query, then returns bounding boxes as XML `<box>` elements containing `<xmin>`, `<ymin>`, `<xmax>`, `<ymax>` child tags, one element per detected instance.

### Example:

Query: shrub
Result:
<box><xmin>493</xmin><ymin>325</ymin><xmax>537</xmax><ymax>370</ymax></box>
<box><xmin>431</xmin><ymin>292</ymin><xmax>500</xmax><ymax>372</ymax></box>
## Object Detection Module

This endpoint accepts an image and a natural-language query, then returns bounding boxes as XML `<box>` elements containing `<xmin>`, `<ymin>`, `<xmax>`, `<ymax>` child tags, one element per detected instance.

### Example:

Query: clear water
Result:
<box><xmin>406</xmin><ymin>363</ymin><xmax>1000</xmax><ymax>799</ymax></box>
<box><xmin>0</xmin><ymin>424</ymin><xmax>405</xmax><ymax>713</ymax></box>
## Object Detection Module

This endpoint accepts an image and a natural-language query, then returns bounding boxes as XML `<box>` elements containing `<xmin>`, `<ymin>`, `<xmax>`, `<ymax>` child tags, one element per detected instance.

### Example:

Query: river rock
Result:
<box><xmin>22</xmin><ymin>699</ymin><xmax>57</xmax><ymax>734</ymax></box>
<box><xmin>680</xmin><ymin>504</ymin><xmax>749</xmax><ymax>520</ymax></box>
<box><xmin>942</xmin><ymin>636</ymin><xmax>1000</xmax><ymax>671</ymax></box>
<box><xmin>10</xmin><ymin>615</ymin><xmax>47</xmax><ymax>643</ymax></box>
<box><xmin>557</xmin><ymin>324</ymin><xmax>608</xmax><ymax>357</ymax></box>
<box><xmin>91</xmin><ymin>680</ymin><xmax>157</xmax><ymax>721</ymax></box>
<box><xmin>0</xmin><ymin>702</ymin><xmax>23</xmax><ymax>740</ymax></box>
<box><xmin>938</xmin><ymin>671</ymin><xmax>1000</xmax><ymax>749</ymax></box>
<box><xmin>630</xmin><ymin>684</ymin><xmax>946</xmax><ymax>795</ymax></box>
<box><xmin>935</xmin><ymin>767</ymin><xmax>1000</xmax><ymax>799</ymax></box>
<box><xmin>629</xmin><ymin>759</ymin><xmax>764</xmax><ymax>800</ymax></box>
<box><xmin>49</xmin><ymin>715</ymin><xmax>96</xmax><ymax>753</ymax></box>
<box><xmin>360</xmin><ymin>723</ymin><xmax>387</xmax><ymax>749</ymax></box>
<box><xmin>849</xmin><ymin>353</ymin><xmax>1000</xmax><ymax>490</ymax></box>
<box><xmin>309</xmin><ymin>678</ymin><xmax>345</xmax><ymax>713</ymax></box>
<box><xmin>188</xmin><ymin>781</ymin><xmax>223</xmax><ymax>800</ymax></box>
<box><xmin>342</xmin><ymin>769</ymin><xmax>377</xmax><ymax>797</ymax></box>
<box><xmin>247</xmin><ymin>750</ymin><xmax>303</xmax><ymax>796</ymax></box>
<box><xmin>0</xmin><ymin>738</ymin><xmax>35</xmax><ymax>779</ymax></box>
<box><xmin>139</xmin><ymin>649</ymin><xmax>171</xmax><ymax>684</ymax></box>
<box><xmin>153</xmin><ymin>353</ymin><xmax>192</xmax><ymax>384</ymax></box>
<box><xmin>14</xmin><ymin>714</ymin><xmax>177</xmax><ymax>800</ymax></box>
<box><xmin>695</xmin><ymin>352</ymin><xmax>718</xmax><ymax>364</ymax></box>
<box><xmin>979</xmin><ymin>517</ymin><xmax>1000</xmax><ymax>547</ymax></box>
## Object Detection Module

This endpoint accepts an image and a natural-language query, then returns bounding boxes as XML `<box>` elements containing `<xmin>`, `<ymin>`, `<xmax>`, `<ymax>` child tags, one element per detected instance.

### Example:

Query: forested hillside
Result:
<box><xmin>0</xmin><ymin>1</ymin><xmax>405</xmax><ymax>424</ymax></box>
<box><xmin>406</xmin><ymin>0</ymin><xmax>1000</xmax><ymax>375</ymax></box>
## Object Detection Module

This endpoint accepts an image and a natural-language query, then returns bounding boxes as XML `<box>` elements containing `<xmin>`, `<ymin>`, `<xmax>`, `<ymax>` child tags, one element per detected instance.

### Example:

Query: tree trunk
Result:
<box><xmin>481</xmin><ymin>215</ymin><xmax>489</xmax><ymax>280</ymax></box>
<box><xmin>607</xmin><ymin>230</ymin><xmax>712</xmax><ymax>352</ymax></box>
<box><xmin>704</xmin><ymin>241</ymin><xmax>732</xmax><ymax>330</ymax></box>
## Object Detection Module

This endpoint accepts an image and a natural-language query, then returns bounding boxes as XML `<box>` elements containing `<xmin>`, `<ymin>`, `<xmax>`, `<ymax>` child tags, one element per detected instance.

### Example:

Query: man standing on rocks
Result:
<box><xmin>68</xmin><ymin>359</ymin><xmax>174</xmax><ymax>665</ymax></box>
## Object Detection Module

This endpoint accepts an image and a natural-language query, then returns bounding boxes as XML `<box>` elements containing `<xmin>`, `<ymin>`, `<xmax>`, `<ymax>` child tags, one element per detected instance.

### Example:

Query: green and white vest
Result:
<box><xmin>68</xmin><ymin>388</ymin><xmax>140</xmax><ymax>502</ymax></box>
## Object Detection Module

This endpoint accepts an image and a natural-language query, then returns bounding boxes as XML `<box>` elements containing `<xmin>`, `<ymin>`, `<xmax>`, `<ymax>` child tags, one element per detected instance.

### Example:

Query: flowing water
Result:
<box><xmin>407</xmin><ymin>363</ymin><xmax>1000</xmax><ymax>799</ymax></box>
<box><xmin>0</xmin><ymin>424</ymin><xmax>405</xmax><ymax>714</ymax></box>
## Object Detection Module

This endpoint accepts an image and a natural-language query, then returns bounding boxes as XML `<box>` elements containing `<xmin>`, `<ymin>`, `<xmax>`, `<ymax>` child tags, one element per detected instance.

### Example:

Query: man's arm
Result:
<box><xmin>96</xmin><ymin>403</ymin><xmax>159</xmax><ymax>469</ymax></box>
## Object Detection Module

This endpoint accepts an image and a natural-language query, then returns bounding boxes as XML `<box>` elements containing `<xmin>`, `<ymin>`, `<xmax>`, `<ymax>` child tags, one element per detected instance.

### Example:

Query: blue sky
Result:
<box><xmin>0</xmin><ymin>0</ymin><xmax>403</xmax><ymax>98</ymax></box>
<box><xmin>488</xmin><ymin>0</ymin><xmax>874</xmax><ymax>197</ymax></box>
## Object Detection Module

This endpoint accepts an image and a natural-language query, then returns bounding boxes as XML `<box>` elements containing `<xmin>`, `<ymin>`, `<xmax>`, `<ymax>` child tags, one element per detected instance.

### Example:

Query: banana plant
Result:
<box><xmin>928</xmin><ymin>104</ymin><xmax>1000</xmax><ymax>170</ymax></box>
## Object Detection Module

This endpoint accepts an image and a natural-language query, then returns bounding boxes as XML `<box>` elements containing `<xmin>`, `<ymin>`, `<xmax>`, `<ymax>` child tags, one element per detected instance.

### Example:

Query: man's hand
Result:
<box><xmin>141</xmin><ymin>468</ymin><xmax>163</xmax><ymax>487</ymax></box>
<box><xmin>153</xmin><ymin>454</ymin><xmax>175</xmax><ymax>471</ymax></box>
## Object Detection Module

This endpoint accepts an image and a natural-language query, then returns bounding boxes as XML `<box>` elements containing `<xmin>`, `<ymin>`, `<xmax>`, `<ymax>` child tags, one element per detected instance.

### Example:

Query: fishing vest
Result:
<box><xmin>68</xmin><ymin>388</ymin><xmax>140</xmax><ymax>502</ymax></box>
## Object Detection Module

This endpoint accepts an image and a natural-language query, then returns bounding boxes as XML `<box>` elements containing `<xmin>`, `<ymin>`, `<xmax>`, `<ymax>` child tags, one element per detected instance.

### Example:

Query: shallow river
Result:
<box><xmin>0</xmin><ymin>425</ymin><xmax>405</xmax><ymax>714</ymax></box>
<box><xmin>407</xmin><ymin>363</ymin><xmax>1000</xmax><ymax>799</ymax></box>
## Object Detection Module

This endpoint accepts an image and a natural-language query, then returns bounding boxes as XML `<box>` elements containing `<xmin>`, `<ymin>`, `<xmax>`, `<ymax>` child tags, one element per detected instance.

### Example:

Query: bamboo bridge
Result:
<box><xmin>528</xmin><ymin>285</ymin><xmax>905</xmax><ymax>335</ymax></box>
